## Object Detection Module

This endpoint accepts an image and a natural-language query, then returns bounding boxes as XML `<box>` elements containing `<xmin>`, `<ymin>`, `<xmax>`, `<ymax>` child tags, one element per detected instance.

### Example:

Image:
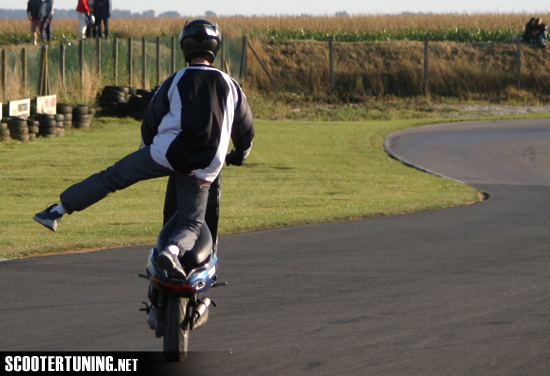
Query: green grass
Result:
<box><xmin>262</xmin><ymin>27</ymin><xmax>520</xmax><ymax>42</ymax></box>
<box><xmin>0</xmin><ymin>116</ymin><xmax>481</xmax><ymax>259</ymax></box>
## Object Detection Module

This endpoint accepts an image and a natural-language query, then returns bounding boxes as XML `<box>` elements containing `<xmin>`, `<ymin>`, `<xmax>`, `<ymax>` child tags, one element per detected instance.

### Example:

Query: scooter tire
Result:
<box><xmin>163</xmin><ymin>296</ymin><xmax>190</xmax><ymax>362</ymax></box>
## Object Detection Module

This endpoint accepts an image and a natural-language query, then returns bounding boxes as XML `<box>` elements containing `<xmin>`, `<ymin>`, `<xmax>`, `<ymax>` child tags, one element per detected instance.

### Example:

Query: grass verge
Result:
<box><xmin>0</xmin><ymin>115</ymin><xmax>488</xmax><ymax>259</ymax></box>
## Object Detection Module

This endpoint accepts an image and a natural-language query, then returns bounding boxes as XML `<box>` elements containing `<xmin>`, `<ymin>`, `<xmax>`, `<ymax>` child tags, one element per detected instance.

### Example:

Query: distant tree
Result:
<box><xmin>0</xmin><ymin>8</ymin><xmax>78</xmax><ymax>18</ymax></box>
<box><xmin>55</xmin><ymin>9</ymin><xmax>78</xmax><ymax>18</ymax></box>
<box><xmin>205</xmin><ymin>10</ymin><xmax>217</xmax><ymax>18</ymax></box>
<box><xmin>142</xmin><ymin>10</ymin><xmax>155</xmax><ymax>18</ymax></box>
<box><xmin>335</xmin><ymin>11</ymin><xmax>349</xmax><ymax>17</ymax></box>
<box><xmin>111</xmin><ymin>9</ymin><xmax>133</xmax><ymax>18</ymax></box>
<box><xmin>0</xmin><ymin>7</ymin><xmax>166</xmax><ymax>19</ymax></box>
<box><xmin>158</xmin><ymin>11</ymin><xmax>180</xmax><ymax>18</ymax></box>
<box><xmin>0</xmin><ymin>9</ymin><xmax>30</xmax><ymax>18</ymax></box>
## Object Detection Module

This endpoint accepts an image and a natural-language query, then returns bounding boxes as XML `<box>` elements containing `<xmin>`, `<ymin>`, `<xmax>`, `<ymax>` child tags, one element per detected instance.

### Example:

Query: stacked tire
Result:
<box><xmin>0</xmin><ymin>104</ymin><xmax>96</xmax><ymax>143</ymax></box>
<box><xmin>0</xmin><ymin>121</ymin><xmax>10</xmax><ymax>143</ymax></box>
<box><xmin>129</xmin><ymin>89</ymin><xmax>154</xmax><ymax>120</ymax></box>
<box><xmin>27</xmin><ymin>119</ymin><xmax>39</xmax><ymax>140</ymax></box>
<box><xmin>55</xmin><ymin>114</ymin><xmax>65</xmax><ymax>137</ymax></box>
<box><xmin>73</xmin><ymin>105</ymin><xmax>94</xmax><ymax>130</ymax></box>
<box><xmin>57</xmin><ymin>103</ymin><xmax>74</xmax><ymax>129</ymax></box>
<box><xmin>3</xmin><ymin>117</ymin><xmax>30</xmax><ymax>143</ymax></box>
<box><xmin>35</xmin><ymin>114</ymin><xmax>58</xmax><ymax>138</ymax></box>
<box><xmin>99</xmin><ymin>86</ymin><xmax>130</xmax><ymax>117</ymax></box>
<box><xmin>98</xmin><ymin>86</ymin><xmax>153</xmax><ymax>120</ymax></box>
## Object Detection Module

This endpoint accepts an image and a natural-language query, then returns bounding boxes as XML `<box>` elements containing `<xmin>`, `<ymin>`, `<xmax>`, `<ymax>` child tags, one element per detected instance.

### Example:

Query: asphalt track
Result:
<box><xmin>2</xmin><ymin>119</ymin><xmax>550</xmax><ymax>375</ymax></box>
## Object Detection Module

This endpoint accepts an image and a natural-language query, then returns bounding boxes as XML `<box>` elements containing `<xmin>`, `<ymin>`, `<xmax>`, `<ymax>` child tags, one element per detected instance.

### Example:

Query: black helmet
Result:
<box><xmin>179</xmin><ymin>19</ymin><xmax>221</xmax><ymax>63</ymax></box>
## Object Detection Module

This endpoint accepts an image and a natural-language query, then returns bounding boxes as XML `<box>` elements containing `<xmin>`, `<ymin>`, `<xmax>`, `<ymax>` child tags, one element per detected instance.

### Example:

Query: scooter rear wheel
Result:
<box><xmin>163</xmin><ymin>296</ymin><xmax>190</xmax><ymax>362</ymax></box>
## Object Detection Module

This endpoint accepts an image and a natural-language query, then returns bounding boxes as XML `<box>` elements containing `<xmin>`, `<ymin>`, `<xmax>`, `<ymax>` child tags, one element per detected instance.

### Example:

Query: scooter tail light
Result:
<box><xmin>150</xmin><ymin>275</ymin><xmax>195</xmax><ymax>293</ymax></box>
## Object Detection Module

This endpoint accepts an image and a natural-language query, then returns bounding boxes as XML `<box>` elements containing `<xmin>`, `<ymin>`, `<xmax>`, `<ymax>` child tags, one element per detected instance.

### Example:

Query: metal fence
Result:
<box><xmin>2</xmin><ymin>36</ymin><xmax>544</xmax><ymax>104</ymax></box>
<box><xmin>0</xmin><ymin>36</ymin><xmax>248</xmax><ymax>103</ymax></box>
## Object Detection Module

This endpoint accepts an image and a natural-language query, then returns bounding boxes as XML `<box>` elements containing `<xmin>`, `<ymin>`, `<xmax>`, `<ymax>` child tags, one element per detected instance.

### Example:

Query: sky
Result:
<box><xmin>4</xmin><ymin>0</ymin><xmax>550</xmax><ymax>16</ymax></box>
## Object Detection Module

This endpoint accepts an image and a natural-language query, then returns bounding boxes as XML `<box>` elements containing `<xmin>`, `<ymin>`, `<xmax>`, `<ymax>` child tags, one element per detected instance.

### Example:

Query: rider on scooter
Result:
<box><xmin>34</xmin><ymin>19</ymin><xmax>255</xmax><ymax>278</ymax></box>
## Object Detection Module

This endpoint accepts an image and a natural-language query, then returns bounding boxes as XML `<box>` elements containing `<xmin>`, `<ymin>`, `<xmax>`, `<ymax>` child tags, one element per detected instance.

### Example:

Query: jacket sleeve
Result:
<box><xmin>42</xmin><ymin>0</ymin><xmax>54</xmax><ymax>19</ymax></box>
<box><xmin>140</xmin><ymin>73</ymin><xmax>176</xmax><ymax>146</ymax></box>
<box><xmin>80</xmin><ymin>0</ymin><xmax>90</xmax><ymax>14</ymax></box>
<box><xmin>230</xmin><ymin>80</ymin><xmax>255</xmax><ymax>153</ymax></box>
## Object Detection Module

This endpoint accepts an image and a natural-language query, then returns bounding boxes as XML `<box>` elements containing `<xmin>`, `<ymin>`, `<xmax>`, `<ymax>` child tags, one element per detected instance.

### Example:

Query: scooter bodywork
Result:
<box><xmin>140</xmin><ymin>222</ymin><xmax>224</xmax><ymax>361</ymax></box>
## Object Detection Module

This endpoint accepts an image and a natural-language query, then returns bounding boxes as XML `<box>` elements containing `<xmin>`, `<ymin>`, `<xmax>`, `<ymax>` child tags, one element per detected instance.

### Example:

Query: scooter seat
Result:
<box><xmin>181</xmin><ymin>224</ymin><xmax>213</xmax><ymax>268</ymax></box>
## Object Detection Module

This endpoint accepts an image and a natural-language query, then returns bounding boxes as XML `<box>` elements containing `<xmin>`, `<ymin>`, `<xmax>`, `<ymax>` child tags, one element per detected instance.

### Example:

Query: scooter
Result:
<box><xmin>139</xmin><ymin>177</ymin><xmax>226</xmax><ymax>362</ymax></box>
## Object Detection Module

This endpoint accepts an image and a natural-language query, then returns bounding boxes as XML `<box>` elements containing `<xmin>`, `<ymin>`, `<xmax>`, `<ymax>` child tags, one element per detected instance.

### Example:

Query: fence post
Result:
<box><xmin>171</xmin><ymin>36</ymin><xmax>176</xmax><ymax>74</ymax></box>
<box><xmin>516</xmin><ymin>38</ymin><xmax>522</xmax><ymax>89</ymax></box>
<box><xmin>156</xmin><ymin>37</ymin><xmax>161</xmax><ymax>86</ymax></box>
<box><xmin>247</xmin><ymin>40</ymin><xmax>278</xmax><ymax>91</ymax></box>
<box><xmin>96</xmin><ymin>37</ymin><xmax>102</xmax><ymax>78</ymax></box>
<box><xmin>240</xmin><ymin>36</ymin><xmax>248</xmax><ymax>81</ymax></box>
<box><xmin>142</xmin><ymin>37</ymin><xmax>147</xmax><ymax>89</ymax></box>
<box><xmin>220</xmin><ymin>37</ymin><xmax>225</xmax><ymax>73</ymax></box>
<box><xmin>127</xmin><ymin>37</ymin><xmax>133</xmax><ymax>87</ymax></box>
<box><xmin>329</xmin><ymin>35</ymin><xmax>335</xmax><ymax>94</ymax></box>
<box><xmin>114</xmin><ymin>38</ymin><xmax>118</xmax><ymax>85</ymax></box>
<box><xmin>60</xmin><ymin>42</ymin><xmax>66</xmax><ymax>90</ymax></box>
<box><xmin>79</xmin><ymin>40</ymin><xmax>84</xmax><ymax>94</ymax></box>
<box><xmin>1</xmin><ymin>49</ymin><xmax>5</xmax><ymax>101</ymax></box>
<box><xmin>39</xmin><ymin>45</ymin><xmax>50</xmax><ymax>96</ymax></box>
<box><xmin>424</xmin><ymin>35</ymin><xmax>430</xmax><ymax>97</ymax></box>
<box><xmin>21</xmin><ymin>48</ymin><xmax>27</xmax><ymax>97</ymax></box>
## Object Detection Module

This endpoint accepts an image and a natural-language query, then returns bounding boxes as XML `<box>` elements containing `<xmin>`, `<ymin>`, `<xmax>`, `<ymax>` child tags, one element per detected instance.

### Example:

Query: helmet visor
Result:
<box><xmin>180</xmin><ymin>23</ymin><xmax>220</xmax><ymax>42</ymax></box>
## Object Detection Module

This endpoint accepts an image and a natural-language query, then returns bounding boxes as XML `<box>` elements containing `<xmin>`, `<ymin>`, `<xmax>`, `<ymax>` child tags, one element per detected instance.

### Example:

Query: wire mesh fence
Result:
<box><xmin>3</xmin><ymin>35</ymin><xmax>550</xmax><ymax>106</ymax></box>
<box><xmin>0</xmin><ymin>36</ymin><xmax>247</xmax><ymax>104</ymax></box>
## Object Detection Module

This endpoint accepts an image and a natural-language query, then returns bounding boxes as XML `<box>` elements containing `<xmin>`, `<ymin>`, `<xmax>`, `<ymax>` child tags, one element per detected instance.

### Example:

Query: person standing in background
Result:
<box><xmin>535</xmin><ymin>18</ymin><xmax>548</xmax><ymax>48</ymax></box>
<box><xmin>523</xmin><ymin>17</ymin><xmax>536</xmax><ymax>43</ymax></box>
<box><xmin>86</xmin><ymin>0</ymin><xmax>96</xmax><ymax>38</ymax></box>
<box><xmin>27</xmin><ymin>0</ymin><xmax>42</xmax><ymax>45</ymax></box>
<box><xmin>40</xmin><ymin>0</ymin><xmax>54</xmax><ymax>43</ymax></box>
<box><xmin>93</xmin><ymin>0</ymin><xmax>111</xmax><ymax>39</ymax></box>
<box><xmin>76</xmin><ymin>0</ymin><xmax>91</xmax><ymax>39</ymax></box>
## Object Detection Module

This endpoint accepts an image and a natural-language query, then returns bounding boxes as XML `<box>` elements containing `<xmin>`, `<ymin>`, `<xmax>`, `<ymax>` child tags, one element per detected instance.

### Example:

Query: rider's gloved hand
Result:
<box><xmin>225</xmin><ymin>149</ymin><xmax>244</xmax><ymax>166</ymax></box>
<box><xmin>226</xmin><ymin>146</ymin><xmax>251</xmax><ymax>166</ymax></box>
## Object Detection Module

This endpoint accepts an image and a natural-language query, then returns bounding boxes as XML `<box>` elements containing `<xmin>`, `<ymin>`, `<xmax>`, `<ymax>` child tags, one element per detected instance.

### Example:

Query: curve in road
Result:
<box><xmin>1</xmin><ymin>119</ymin><xmax>550</xmax><ymax>375</ymax></box>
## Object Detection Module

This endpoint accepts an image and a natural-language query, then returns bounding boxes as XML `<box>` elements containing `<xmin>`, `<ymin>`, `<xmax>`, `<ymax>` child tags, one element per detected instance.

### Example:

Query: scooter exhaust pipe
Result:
<box><xmin>192</xmin><ymin>297</ymin><xmax>211</xmax><ymax>330</ymax></box>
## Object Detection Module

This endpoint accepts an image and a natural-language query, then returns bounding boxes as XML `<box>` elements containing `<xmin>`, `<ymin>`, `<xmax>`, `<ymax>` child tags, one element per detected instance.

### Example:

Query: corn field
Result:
<box><xmin>262</xmin><ymin>28</ymin><xmax>519</xmax><ymax>42</ymax></box>
<box><xmin>0</xmin><ymin>13</ymin><xmax>545</xmax><ymax>44</ymax></box>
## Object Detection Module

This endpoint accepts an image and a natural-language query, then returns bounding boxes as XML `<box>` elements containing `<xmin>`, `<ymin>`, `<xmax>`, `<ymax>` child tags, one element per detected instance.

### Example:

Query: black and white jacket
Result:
<box><xmin>141</xmin><ymin>63</ymin><xmax>254</xmax><ymax>182</ymax></box>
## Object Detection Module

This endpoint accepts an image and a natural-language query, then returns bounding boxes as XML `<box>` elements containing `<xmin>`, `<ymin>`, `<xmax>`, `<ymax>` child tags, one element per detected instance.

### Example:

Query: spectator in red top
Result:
<box><xmin>76</xmin><ymin>0</ymin><xmax>91</xmax><ymax>39</ymax></box>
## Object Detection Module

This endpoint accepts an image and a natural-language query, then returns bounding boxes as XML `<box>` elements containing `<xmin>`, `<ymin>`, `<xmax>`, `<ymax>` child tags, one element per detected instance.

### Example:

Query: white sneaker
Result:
<box><xmin>156</xmin><ymin>250</ymin><xmax>186</xmax><ymax>279</ymax></box>
<box><xmin>33</xmin><ymin>204</ymin><xmax>63</xmax><ymax>232</ymax></box>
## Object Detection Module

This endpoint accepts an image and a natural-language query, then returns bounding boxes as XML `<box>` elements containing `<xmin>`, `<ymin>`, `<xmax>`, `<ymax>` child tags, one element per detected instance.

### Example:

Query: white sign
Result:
<box><xmin>7</xmin><ymin>99</ymin><xmax>31</xmax><ymax>119</ymax></box>
<box><xmin>36</xmin><ymin>95</ymin><xmax>57</xmax><ymax>115</ymax></box>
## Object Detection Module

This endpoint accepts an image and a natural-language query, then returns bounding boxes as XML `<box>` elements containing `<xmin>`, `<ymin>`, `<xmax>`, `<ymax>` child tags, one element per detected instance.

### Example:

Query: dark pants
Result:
<box><xmin>164</xmin><ymin>174</ymin><xmax>221</xmax><ymax>250</ymax></box>
<box><xmin>95</xmin><ymin>17</ymin><xmax>109</xmax><ymax>38</ymax></box>
<box><xmin>41</xmin><ymin>16</ymin><xmax>52</xmax><ymax>42</ymax></box>
<box><xmin>60</xmin><ymin>147</ymin><xmax>211</xmax><ymax>252</ymax></box>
